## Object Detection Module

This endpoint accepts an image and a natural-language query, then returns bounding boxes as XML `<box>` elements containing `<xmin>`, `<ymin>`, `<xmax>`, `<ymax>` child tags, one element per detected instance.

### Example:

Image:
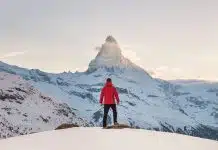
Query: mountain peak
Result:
<box><xmin>105</xmin><ymin>35</ymin><xmax>117</xmax><ymax>44</ymax></box>
<box><xmin>87</xmin><ymin>36</ymin><xmax>147</xmax><ymax>74</ymax></box>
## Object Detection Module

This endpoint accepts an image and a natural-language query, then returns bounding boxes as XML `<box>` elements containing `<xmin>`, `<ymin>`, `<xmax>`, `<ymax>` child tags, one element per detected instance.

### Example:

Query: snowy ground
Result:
<box><xmin>0</xmin><ymin>128</ymin><xmax>217</xmax><ymax>150</ymax></box>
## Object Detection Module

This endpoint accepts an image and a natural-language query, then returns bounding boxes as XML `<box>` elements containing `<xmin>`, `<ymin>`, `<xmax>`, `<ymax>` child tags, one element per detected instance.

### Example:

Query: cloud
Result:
<box><xmin>155</xmin><ymin>66</ymin><xmax>169</xmax><ymax>72</ymax></box>
<box><xmin>155</xmin><ymin>66</ymin><xmax>182</xmax><ymax>73</ymax></box>
<box><xmin>123</xmin><ymin>49</ymin><xmax>141</xmax><ymax>62</ymax></box>
<box><xmin>0</xmin><ymin>51</ymin><xmax>27</xmax><ymax>59</ymax></box>
<box><xmin>95</xmin><ymin>46</ymin><xmax>101</xmax><ymax>51</ymax></box>
<box><xmin>150</xmin><ymin>66</ymin><xmax>183</xmax><ymax>79</ymax></box>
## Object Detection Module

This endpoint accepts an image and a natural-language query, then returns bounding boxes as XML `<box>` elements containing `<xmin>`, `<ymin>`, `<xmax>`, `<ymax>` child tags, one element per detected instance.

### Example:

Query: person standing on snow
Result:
<box><xmin>100</xmin><ymin>78</ymin><xmax>120</xmax><ymax>128</ymax></box>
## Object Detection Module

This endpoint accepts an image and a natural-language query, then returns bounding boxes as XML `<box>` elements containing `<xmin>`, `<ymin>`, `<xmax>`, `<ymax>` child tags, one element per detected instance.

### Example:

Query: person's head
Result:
<box><xmin>106</xmin><ymin>78</ymin><xmax>112</xmax><ymax>83</ymax></box>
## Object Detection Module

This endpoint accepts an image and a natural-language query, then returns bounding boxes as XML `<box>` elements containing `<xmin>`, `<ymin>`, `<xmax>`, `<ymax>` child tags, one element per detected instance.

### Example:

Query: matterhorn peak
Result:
<box><xmin>87</xmin><ymin>36</ymin><xmax>148</xmax><ymax>75</ymax></box>
<box><xmin>105</xmin><ymin>35</ymin><xmax>117</xmax><ymax>44</ymax></box>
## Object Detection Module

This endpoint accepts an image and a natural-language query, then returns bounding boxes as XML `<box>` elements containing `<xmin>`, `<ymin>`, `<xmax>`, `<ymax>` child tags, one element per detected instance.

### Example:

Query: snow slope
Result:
<box><xmin>0</xmin><ymin>72</ymin><xmax>88</xmax><ymax>139</ymax></box>
<box><xmin>0</xmin><ymin>36</ymin><xmax>218</xmax><ymax>140</ymax></box>
<box><xmin>0</xmin><ymin>128</ymin><xmax>217</xmax><ymax>150</ymax></box>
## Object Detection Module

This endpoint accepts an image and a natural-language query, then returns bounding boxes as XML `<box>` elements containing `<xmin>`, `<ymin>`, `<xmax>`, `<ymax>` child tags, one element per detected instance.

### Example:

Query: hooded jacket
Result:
<box><xmin>99</xmin><ymin>81</ymin><xmax>120</xmax><ymax>104</ymax></box>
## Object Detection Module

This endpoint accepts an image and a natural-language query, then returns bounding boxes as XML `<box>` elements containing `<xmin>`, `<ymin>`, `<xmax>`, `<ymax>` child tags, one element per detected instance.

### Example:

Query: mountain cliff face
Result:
<box><xmin>0</xmin><ymin>36</ymin><xmax>217</xmax><ymax>140</ymax></box>
<box><xmin>0</xmin><ymin>72</ymin><xmax>88</xmax><ymax>139</ymax></box>
<box><xmin>88</xmin><ymin>36</ymin><xmax>147</xmax><ymax>74</ymax></box>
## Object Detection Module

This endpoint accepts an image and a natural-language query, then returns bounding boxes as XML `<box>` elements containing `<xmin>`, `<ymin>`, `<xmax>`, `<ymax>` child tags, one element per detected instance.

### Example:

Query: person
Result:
<box><xmin>100</xmin><ymin>78</ymin><xmax>120</xmax><ymax>128</ymax></box>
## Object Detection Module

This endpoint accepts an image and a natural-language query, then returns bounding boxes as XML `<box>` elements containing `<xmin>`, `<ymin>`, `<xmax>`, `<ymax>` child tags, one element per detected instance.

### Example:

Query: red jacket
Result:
<box><xmin>100</xmin><ymin>82</ymin><xmax>120</xmax><ymax>104</ymax></box>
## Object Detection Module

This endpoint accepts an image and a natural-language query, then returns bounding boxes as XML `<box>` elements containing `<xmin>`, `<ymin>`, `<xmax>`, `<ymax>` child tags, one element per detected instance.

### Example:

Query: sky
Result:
<box><xmin>0</xmin><ymin>0</ymin><xmax>218</xmax><ymax>81</ymax></box>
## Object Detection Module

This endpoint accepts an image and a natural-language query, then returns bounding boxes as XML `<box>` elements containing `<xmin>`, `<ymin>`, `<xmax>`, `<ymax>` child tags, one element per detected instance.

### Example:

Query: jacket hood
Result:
<box><xmin>105</xmin><ymin>82</ymin><xmax>113</xmax><ymax>87</ymax></box>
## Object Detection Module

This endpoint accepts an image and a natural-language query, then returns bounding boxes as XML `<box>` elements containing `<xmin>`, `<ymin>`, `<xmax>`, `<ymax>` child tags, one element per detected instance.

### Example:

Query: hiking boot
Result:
<box><xmin>114</xmin><ymin>122</ymin><xmax>119</xmax><ymax>126</ymax></box>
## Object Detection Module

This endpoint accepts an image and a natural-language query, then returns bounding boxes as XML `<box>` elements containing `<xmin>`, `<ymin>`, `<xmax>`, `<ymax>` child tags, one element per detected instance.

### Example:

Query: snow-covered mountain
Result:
<box><xmin>0</xmin><ymin>36</ymin><xmax>218</xmax><ymax>140</ymax></box>
<box><xmin>0</xmin><ymin>72</ymin><xmax>88</xmax><ymax>139</ymax></box>
<box><xmin>88</xmin><ymin>36</ymin><xmax>147</xmax><ymax>74</ymax></box>
<box><xmin>0</xmin><ymin>127</ymin><xmax>218</xmax><ymax>150</ymax></box>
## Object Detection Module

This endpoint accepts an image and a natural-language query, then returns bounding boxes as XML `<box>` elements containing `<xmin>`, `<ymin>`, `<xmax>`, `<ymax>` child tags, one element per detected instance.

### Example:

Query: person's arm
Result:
<box><xmin>99</xmin><ymin>88</ymin><xmax>104</xmax><ymax>104</ymax></box>
<box><xmin>114</xmin><ymin>88</ymin><xmax>120</xmax><ymax>104</ymax></box>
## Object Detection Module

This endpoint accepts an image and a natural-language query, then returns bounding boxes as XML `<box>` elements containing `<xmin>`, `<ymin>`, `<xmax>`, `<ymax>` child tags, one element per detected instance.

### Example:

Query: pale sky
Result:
<box><xmin>0</xmin><ymin>0</ymin><xmax>218</xmax><ymax>81</ymax></box>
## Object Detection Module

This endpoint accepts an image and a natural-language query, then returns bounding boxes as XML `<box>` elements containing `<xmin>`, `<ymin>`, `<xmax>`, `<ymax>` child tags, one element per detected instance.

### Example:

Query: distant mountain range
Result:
<box><xmin>0</xmin><ymin>36</ymin><xmax>217</xmax><ymax>140</ymax></box>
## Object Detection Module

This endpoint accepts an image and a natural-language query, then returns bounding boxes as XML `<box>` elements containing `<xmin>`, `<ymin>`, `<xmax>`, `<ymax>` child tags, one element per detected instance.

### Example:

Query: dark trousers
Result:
<box><xmin>103</xmin><ymin>104</ymin><xmax>117</xmax><ymax>127</ymax></box>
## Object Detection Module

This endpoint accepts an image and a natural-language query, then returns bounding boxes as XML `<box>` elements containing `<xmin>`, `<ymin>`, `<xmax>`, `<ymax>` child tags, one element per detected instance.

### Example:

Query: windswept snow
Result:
<box><xmin>0</xmin><ymin>128</ymin><xmax>217</xmax><ymax>150</ymax></box>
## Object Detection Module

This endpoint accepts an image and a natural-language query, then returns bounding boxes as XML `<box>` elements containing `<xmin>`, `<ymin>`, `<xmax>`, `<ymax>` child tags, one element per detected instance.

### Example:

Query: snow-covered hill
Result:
<box><xmin>0</xmin><ymin>36</ymin><xmax>218</xmax><ymax>140</ymax></box>
<box><xmin>0</xmin><ymin>128</ymin><xmax>217</xmax><ymax>150</ymax></box>
<box><xmin>0</xmin><ymin>72</ymin><xmax>88</xmax><ymax>139</ymax></box>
